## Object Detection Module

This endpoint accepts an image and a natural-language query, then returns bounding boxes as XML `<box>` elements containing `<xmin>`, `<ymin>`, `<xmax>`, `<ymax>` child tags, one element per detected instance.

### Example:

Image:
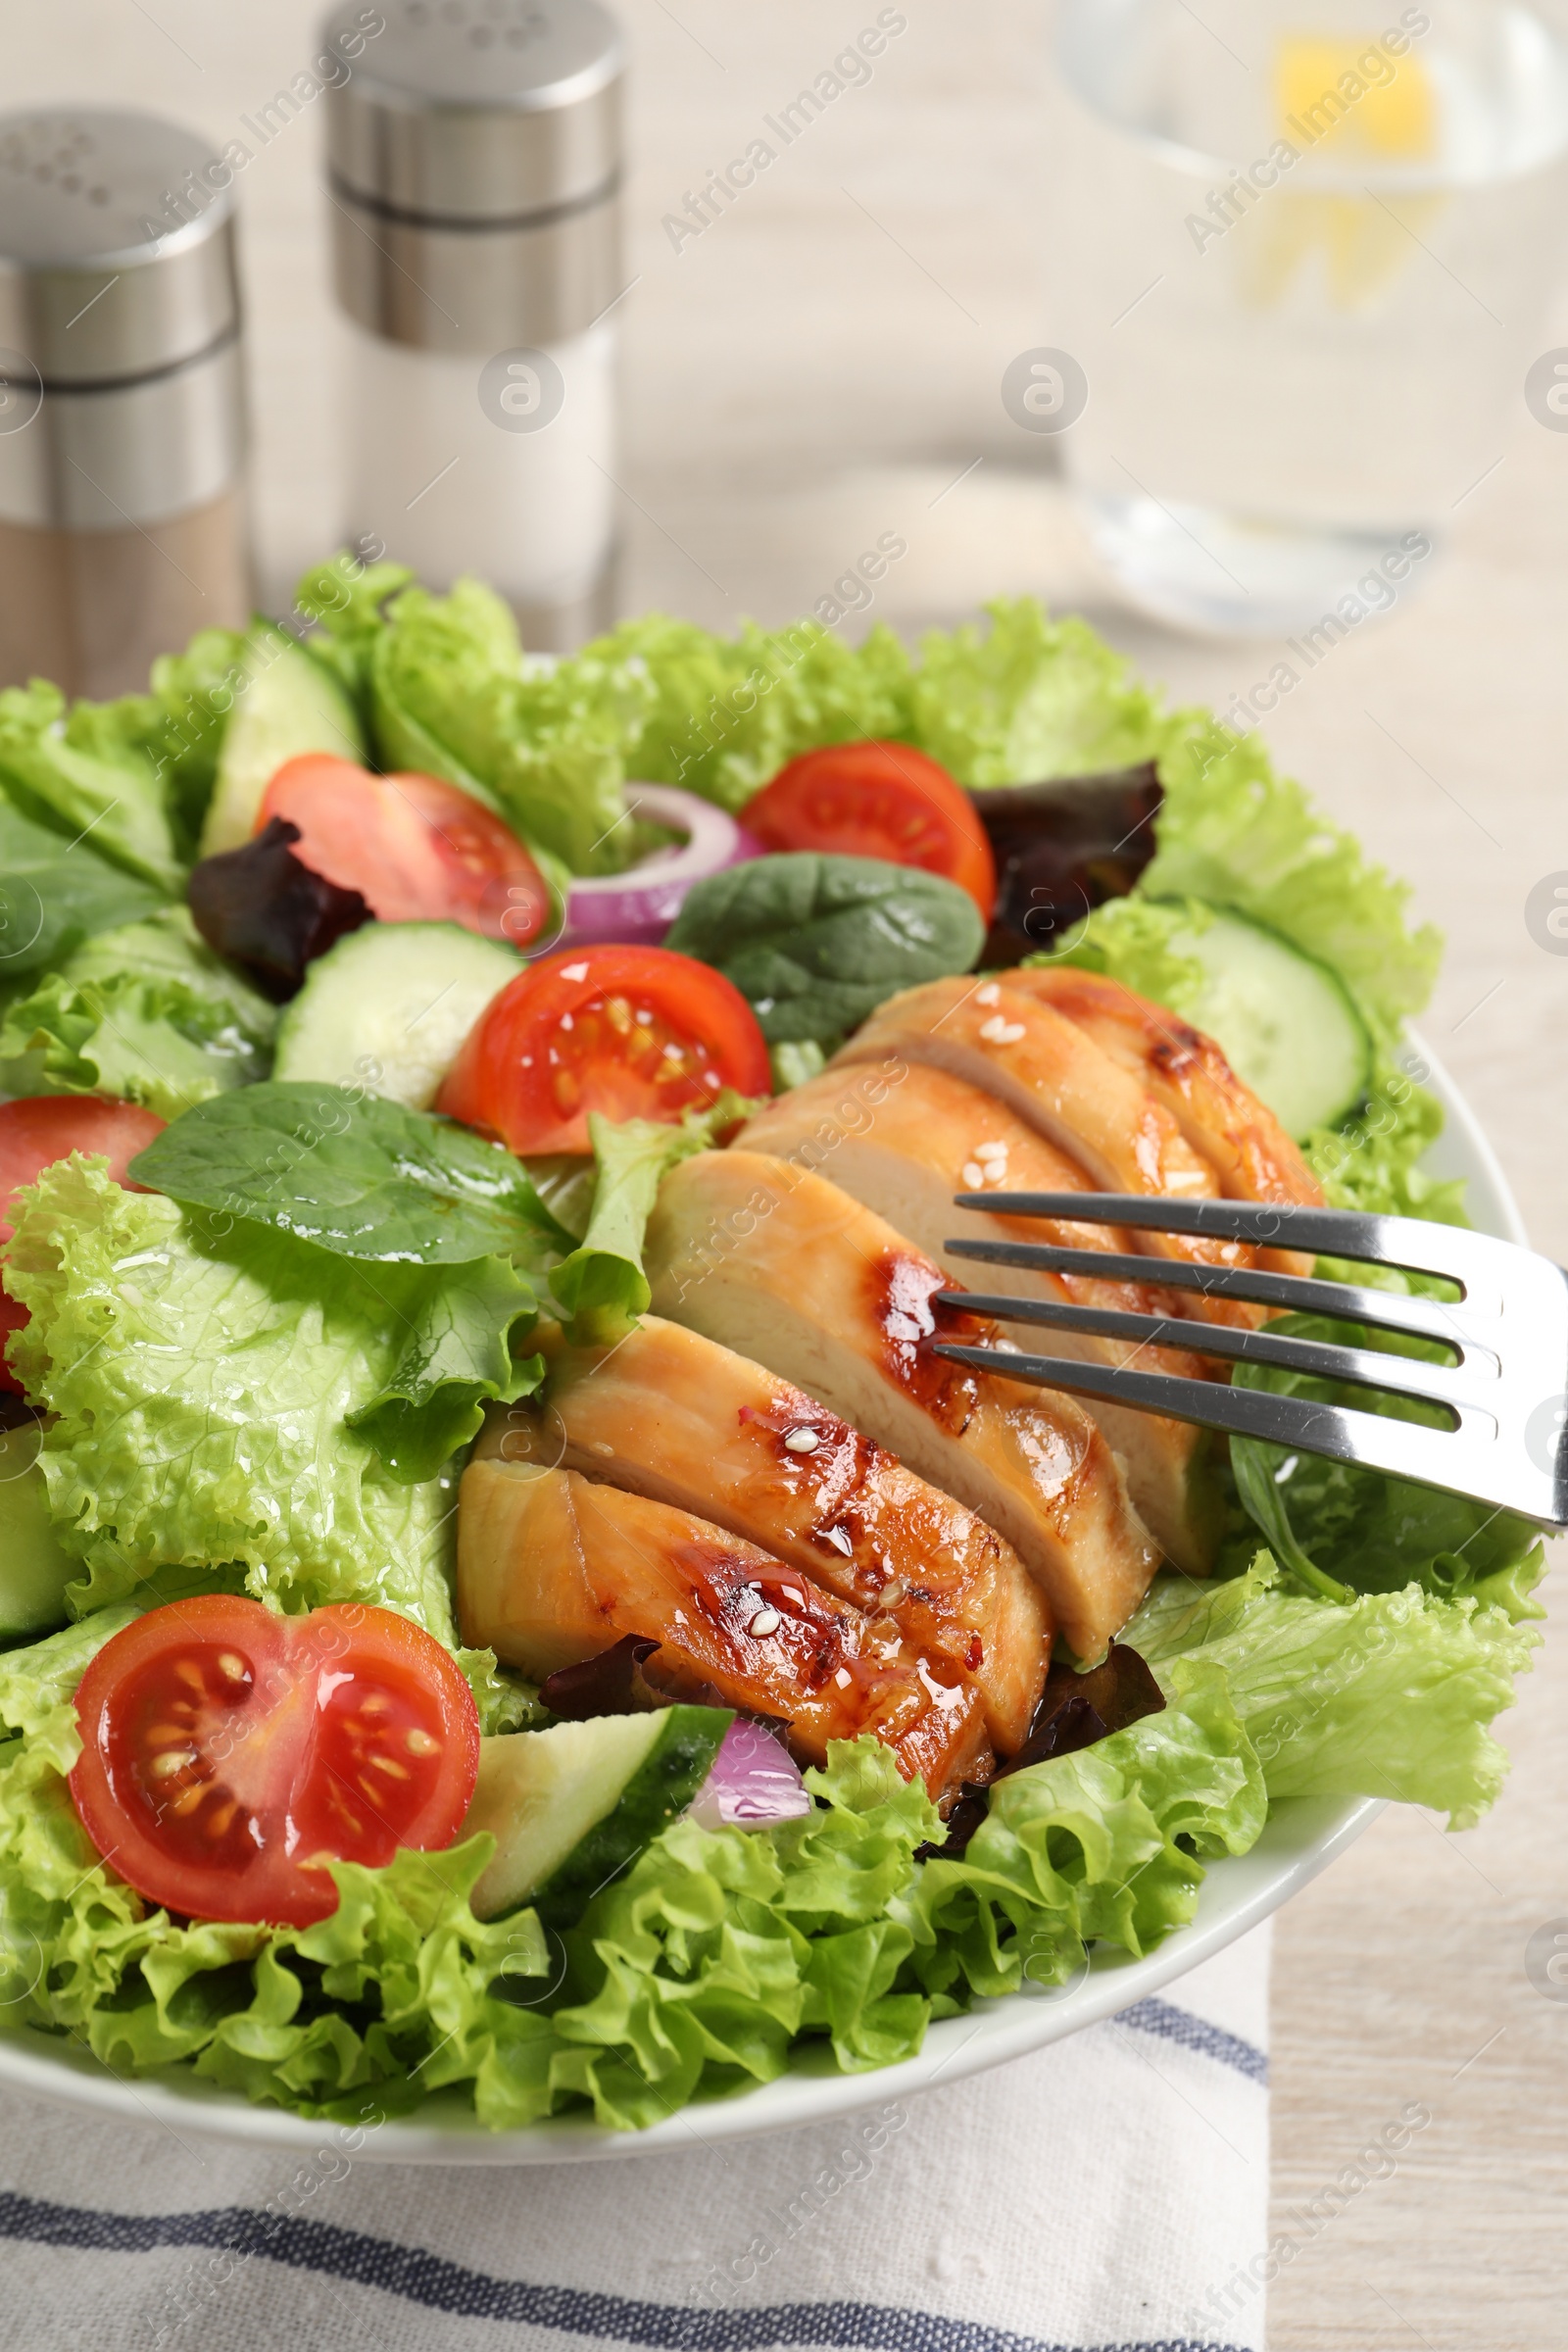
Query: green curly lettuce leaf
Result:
<box><xmin>0</xmin><ymin>906</ymin><xmax>276</xmax><ymax>1117</ymax></box>
<box><xmin>1046</xmin><ymin>888</ymin><xmax>1460</xmax><ymax>1220</ymax></box>
<box><xmin>0</xmin><ymin>799</ymin><xmax>167</xmax><ymax>1009</ymax></box>
<box><xmin>2</xmin><ymin>1156</ymin><xmax>523</xmax><ymax>1634</ymax></box>
<box><xmin>0</xmin><ymin>681</ymin><xmax>184</xmax><ymax>893</ymax></box>
<box><xmin>909</xmin><ymin>599</ymin><xmax>1167</xmax><ymax>786</ymax></box>
<box><xmin>550</xmin><ymin>1092</ymin><xmax>762</xmax><ymax>1346</ymax></box>
<box><xmin>67</xmin><ymin>625</ymin><xmax>252</xmax><ymax>863</ymax></box>
<box><xmin>906</xmin><ymin>1660</ymin><xmax>1265</xmax><ymax>2005</ymax></box>
<box><xmin>588</xmin><ymin>612</ymin><xmax>913</xmax><ymax>813</ymax></box>
<box><xmin>1144</xmin><ymin>719</ymin><xmax>1442</xmax><ymax>1035</ymax></box>
<box><xmin>367</xmin><ymin>578</ymin><xmax>655</xmax><ymax>877</ymax></box>
<box><xmin>1129</xmin><ymin>1556</ymin><xmax>1539</xmax><ymax>1831</ymax></box>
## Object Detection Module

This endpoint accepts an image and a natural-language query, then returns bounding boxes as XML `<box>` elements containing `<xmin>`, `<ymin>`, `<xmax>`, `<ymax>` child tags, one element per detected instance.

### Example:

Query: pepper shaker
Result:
<box><xmin>0</xmin><ymin>108</ymin><xmax>251</xmax><ymax>700</ymax></box>
<box><xmin>321</xmin><ymin>0</ymin><xmax>624</xmax><ymax>651</ymax></box>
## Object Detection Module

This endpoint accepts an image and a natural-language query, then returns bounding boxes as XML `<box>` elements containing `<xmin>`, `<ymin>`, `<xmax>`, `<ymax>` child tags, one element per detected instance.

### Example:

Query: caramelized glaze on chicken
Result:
<box><xmin>643</xmin><ymin>1150</ymin><xmax>1161</xmax><ymax>1659</ymax></box>
<box><xmin>738</xmin><ymin>1063</ymin><xmax>1223</xmax><ymax>1573</ymax></box>
<box><xmin>478</xmin><ymin>1314</ymin><xmax>1051</xmax><ymax>1749</ymax></box>
<box><xmin>834</xmin><ymin>977</ymin><xmax>1272</xmax><ymax>1329</ymax></box>
<box><xmin>1002</xmin><ymin>964</ymin><xmax>1322</xmax><ymax>1273</ymax></box>
<box><xmin>458</xmin><ymin>1459</ymin><xmax>992</xmax><ymax>1796</ymax></box>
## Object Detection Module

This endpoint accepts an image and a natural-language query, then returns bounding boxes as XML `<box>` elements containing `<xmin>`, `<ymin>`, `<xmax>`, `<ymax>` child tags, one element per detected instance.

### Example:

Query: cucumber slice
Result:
<box><xmin>466</xmin><ymin>1704</ymin><xmax>732</xmax><ymax>1928</ymax></box>
<box><xmin>1178</xmin><ymin>907</ymin><xmax>1372</xmax><ymax>1139</ymax></box>
<box><xmin>0</xmin><ymin>1422</ymin><xmax>76</xmax><ymax>1639</ymax></box>
<box><xmin>198</xmin><ymin>622</ymin><xmax>366</xmax><ymax>858</ymax></box>
<box><xmin>273</xmin><ymin>921</ymin><xmax>520</xmax><ymax>1109</ymax></box>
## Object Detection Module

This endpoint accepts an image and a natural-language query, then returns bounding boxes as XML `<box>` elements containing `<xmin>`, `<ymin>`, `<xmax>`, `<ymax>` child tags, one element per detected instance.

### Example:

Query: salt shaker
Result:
<box><xmin>321</xmin><ymin>0</ymin><xmax>624</xmax><ymax>651</ymax></box>
<box><xmin>0</xmin><ymin>108</ymin><xmax>250</xmax><ymax>700</ymax></box>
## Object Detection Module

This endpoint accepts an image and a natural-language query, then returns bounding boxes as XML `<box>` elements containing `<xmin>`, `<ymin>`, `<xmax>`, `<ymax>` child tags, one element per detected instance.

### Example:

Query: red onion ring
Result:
<box><xmin>557</xmin><ymin>784</ymin><xmax>762</xmax><ymax>951</ymax></box>
<box><xmin>686</xmin><ymin>1718</ymin><xmax>811</xmax><ymax>1830</ymax></box>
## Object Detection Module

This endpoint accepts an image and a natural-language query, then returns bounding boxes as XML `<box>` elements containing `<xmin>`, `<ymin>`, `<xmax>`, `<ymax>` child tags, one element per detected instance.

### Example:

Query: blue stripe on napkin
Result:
<box><xmin>1115</xmin><ymin>1999</ymin><xmax>1269</xmax><ymax>2084</ymax></box>
<box><xmin>0</xmin><ymin>2185</ymin><xmax>1253</xmax><ymax>2352</ymax></box>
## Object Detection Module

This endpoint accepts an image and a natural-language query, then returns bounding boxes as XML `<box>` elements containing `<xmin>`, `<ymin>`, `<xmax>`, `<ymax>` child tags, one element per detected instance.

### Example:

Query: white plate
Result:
<box><xmin>0</xmin><ymin>1041</ymin><xmax>1525</xmax><ymax>2163</ymax></box>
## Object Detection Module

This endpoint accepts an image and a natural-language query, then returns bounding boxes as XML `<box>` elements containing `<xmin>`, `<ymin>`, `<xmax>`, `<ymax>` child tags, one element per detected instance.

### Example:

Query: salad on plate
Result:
<box><xmin>0</xmin><ymin>555</ymin><xmax>1543</xmax><ymax>2133</ymax></box>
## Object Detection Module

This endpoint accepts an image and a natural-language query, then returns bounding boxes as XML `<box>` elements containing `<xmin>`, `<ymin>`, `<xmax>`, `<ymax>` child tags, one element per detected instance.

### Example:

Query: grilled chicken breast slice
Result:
<box><xmin>644</xmin><ymin>1150</ymin><xmax>1160</xmax><ymax>1660</ymax></box>
<box><xmin>738</xmin><ymin>1065</ymin><xmax>1223</xmax><ymax>1574</ymax></box>
<box><xmin>458</xmin><ymin>1458</ymin><xmax>991</xmax><ymax>1796</ymax></box>
<box><xmin>477</xmin><ymin>1314</ymin><xmax>1050</xmax><ymax>1751</ymax></box>
<box><xmin>1002</xmin><ymin>964</ymin><xmax>1322</xmax><ymax>1273</ymax></box>
<box><xmin>834</xmin><ymin>977</ymin><xmax>1267</xmax><ymax>1329</ymax></box>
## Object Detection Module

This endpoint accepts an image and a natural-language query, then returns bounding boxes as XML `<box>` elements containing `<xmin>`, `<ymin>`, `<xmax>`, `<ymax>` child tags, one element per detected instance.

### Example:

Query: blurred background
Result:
<box><xmin>3</xmin><ymin>4</ymin><xmax>1566</xmax><ymax>2343</ymax></box>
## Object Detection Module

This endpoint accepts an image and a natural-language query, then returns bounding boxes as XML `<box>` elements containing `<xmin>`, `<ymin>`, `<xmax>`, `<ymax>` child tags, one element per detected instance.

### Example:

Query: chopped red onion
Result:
<box><xmin>556</xmin><ymin>784</ymin><xmax>763</xmax><ymax>952</ymax></box>
<box><xmin>686</xmin><ymin>1718</ymin><xmax>811</xmax><ymax>1830</ymax></box>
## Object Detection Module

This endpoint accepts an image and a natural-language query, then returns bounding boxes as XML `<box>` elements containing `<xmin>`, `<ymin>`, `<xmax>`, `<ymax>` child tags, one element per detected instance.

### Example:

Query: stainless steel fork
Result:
<box><xmin>931</xmin><ymin>1194</ymin><xmax>1568</xmax><ymax>1526</ymax></box>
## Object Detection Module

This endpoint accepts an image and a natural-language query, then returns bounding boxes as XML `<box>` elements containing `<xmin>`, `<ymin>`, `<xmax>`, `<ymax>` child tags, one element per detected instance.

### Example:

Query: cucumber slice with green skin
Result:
<box><xmin>466</xmin><ymin>1704</ymin><xmax>733</xmax><ymax>1929</ymax></box>
<box><xmin>273</xmin><ymin>921</ymin><xmax>521</xmax><ymax>1109</ymax></box>
<box><xmin>0</xmin><ymin>1422</ymin><xmax>76</xmax><ymax>1639</ymax></box>
<box><xmin>198</xmin><ymin>622</ymin><xmax>366</xmax><ymax>858</ymax></box>
<box><xmin>1178</xmin><ymin>908</ymin><xmax>1373</xmax><ymax>1139</ymax></box>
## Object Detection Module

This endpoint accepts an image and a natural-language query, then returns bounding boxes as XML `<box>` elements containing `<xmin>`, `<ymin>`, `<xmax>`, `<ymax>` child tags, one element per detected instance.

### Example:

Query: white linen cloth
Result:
<box><xmin>0</xmin><ymin>1926</ymin><xmax>1271</xmax><ymax>2352</ymax></box>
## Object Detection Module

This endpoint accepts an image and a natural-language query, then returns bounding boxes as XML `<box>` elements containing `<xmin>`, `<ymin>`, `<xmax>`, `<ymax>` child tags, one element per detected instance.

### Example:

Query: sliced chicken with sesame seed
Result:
<box><xmin>833</xmin><ymin>976</ymin><xmax>1269</xmax><ymax>1329</ymax></box>
<box><xmin>475</xmin><ymin>1313</ymin><xmax>1051</xmax><ymax>1752</ymax></box>
<box><xmin>737</xmin><ymin>1063</ymin><xmax>1223</xmax><ymax>1574</ymax></box>
<box><xmin>643</xmin><ymin>1151</ymin><xmax>1160</xmax><ymax>1661</ymax></box>
<box><xmin>1001</xmin><ymin>963</ymin><xmax>1323</xmax><ymax>1273</ymax></box>
<box><xmin>457</xmin><ymin>1458</ymin><xmax>992</xmax><ymax>1797</ymax></box>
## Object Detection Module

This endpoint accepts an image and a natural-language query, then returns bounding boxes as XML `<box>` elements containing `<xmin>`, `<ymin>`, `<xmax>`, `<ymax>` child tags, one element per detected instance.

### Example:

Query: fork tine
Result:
<box><xmin>931</xmin><ymin>1341</ymin><xmax>1497</xmax><ymax>1504</ymax></box>
<box><xmin>943</xmin><ymin>1234</ymin><xmax>1473</xmax><ymax>1352</ymax></box>
<box><xmin>936</xmin><ymin>1289</ymin><xmax>1484</xmax><ymax>1410</ymax></box>
<box><xmin>961</xmin><ymin>1189</ymin><xmax>1469</xmax><ymax>1277</ymax></box>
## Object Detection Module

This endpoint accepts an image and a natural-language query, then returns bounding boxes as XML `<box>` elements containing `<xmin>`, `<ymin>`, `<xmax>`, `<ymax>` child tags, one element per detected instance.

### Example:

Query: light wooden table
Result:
<box><xmin>10</xmin><ymin>5</ymin><xmax>1567</xmax><ymax>2344</ymax></box>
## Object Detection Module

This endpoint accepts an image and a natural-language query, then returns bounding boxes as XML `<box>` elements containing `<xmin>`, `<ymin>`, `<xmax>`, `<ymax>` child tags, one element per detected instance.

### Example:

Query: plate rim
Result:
<box><xmin>0</xmin><ymin>1032</ymin><xmax>1523</xmax><ymax>2162</ymax></box>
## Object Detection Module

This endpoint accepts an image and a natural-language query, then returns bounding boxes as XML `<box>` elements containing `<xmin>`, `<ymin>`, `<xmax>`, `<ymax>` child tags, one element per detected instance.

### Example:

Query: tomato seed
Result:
<box><xmin>406</xmin><ymin>1728</ymin><xmax>439</xmax><ymax>1755</ymax></box>
<box><xmin>368</xmin><ymin>1754</ymin><xmax>410</xmax><ymax>1779</ymax></box>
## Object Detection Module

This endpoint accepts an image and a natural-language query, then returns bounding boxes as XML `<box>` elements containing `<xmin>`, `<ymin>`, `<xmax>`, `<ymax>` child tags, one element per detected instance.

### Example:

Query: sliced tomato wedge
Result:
<box><xmin>259</xmin><ymin>755</ymin><xmax>551</xmax><ymax>947</ymax></box>
<box><xmin>438</xmin><ymin>943</ymin><xmax>770</xmax><ymax>1154</ymax></box>
<box><xmin>743</xmin><ymin>741</ymin><xmax>997</xmax><ymax>919</ymax></box>
<box><xmin>69</xmin><ymin>1597</ymin><xmax>480</xmax><ymax>1928</ymax></box>
<box><xmin>0</xmin><ymin>1096</ymin><xmax>165</xmax><ymax>1396</ymax></box>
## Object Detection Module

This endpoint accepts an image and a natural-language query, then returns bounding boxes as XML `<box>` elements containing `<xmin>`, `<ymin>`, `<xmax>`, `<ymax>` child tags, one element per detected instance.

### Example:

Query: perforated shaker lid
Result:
<box><xmin>321</xmin><ymin>0</ymin><xmax>623</xmax><ymax>223</ymax></box>
<box><xmin>0</xmin><ymin>109</ymin><xmax>240</xmax><ymax>387</ymax></box>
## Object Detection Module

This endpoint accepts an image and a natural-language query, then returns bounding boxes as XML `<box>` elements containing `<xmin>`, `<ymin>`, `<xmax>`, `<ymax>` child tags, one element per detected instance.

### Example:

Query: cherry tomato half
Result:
<box><xmin>69</xmin><ymin>1596</ymin><xmax>480</xmax><ymax>1928</ymax></box>
<box><xmin>743</xmin><ymin>741</ymin><xmax>997</xmax><ymax>919</ymax></box>
<box><xmin>0</xmin><ymin>1096</ymin><xmax>165</xmax><ymax>1395</ymax></box>
<box><xmin>438</xmin><ymin>943</ymin><xmax>770</xmax><ymax>1155</ymax></box>
<box><xmin>259</xmin><ymin>756</ymin><xmax>551</xmax><ymax>947</ymax></box>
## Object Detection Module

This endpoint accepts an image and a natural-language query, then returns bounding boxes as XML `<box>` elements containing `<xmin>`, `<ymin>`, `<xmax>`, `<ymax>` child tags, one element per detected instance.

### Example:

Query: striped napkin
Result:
<box><xmin>0</xmin><ymin>1926</ymin><xmax>1272</xmax><ymax>2352</ymax></box>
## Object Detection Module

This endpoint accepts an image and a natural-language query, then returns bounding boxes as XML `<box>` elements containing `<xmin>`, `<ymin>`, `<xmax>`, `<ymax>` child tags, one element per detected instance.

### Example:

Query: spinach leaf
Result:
<box><xmin>1231</xmin><ymin>1312</ymin><xmax>1544</xmax><ymax>1615</ymax></box>
<box><xmin>128</xmin><ymin>1081</ymin><xmax>576</xmax><ymax>1265</ymax></box>
<box><xmin>0</xmin><ymin>801</ymin><xmax>165</xmax><ymax>1001</ymax></box>
<box><xmin>663</xmin><ymin>852</ymin><xmax>983</xmax><ymax>1047</ymax></box>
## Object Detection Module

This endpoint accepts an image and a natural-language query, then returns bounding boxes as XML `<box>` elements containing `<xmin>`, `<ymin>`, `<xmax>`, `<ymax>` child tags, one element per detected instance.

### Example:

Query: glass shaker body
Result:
<box><xmin>323</xmin><ymin>0</ymin><xmax>625</xmax><ymax>652</ymax></box>
<box><xmin>340</xmin><ymin>317</ymin><xmax>617</xmax><ymax>642</ymax></box>
<box><xmin>0</xmin><ymin>109</ymin><xmax>251</xmax><ymax>699</ymax></box>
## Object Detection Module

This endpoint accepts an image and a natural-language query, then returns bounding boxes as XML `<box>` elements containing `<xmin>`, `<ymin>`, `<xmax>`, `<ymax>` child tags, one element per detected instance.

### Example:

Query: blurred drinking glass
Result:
<box><xmin>1049</xmin><ymin>0</ymin><xmax>1568</xmax><ymax>632</ymax></box>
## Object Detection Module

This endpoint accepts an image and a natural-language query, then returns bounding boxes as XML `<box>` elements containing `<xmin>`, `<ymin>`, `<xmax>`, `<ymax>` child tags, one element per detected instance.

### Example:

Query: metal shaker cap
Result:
<box><xmin>322</xmin><ymin>0</ymin><xmax>623</xmax><ymax>222</ymax></box>
<box><xmin>0</xmin><ymin>109</ymin><xmax>240</xmax><ymax>387</ymax></box>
